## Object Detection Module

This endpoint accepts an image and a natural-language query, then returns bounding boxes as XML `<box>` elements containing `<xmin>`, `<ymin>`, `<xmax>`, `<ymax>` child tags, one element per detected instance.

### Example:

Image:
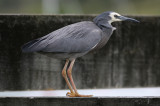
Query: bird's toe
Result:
<box><xmin>66</xmin><ymin>92</ymin><xmax>76</xmax><ymax>97</ymax></box>
<box><xmin>66</xmin><ymin>92</ymin><xmax>93</xmax><ymax>97</ymax></box>
<box><xmin>76</xmin><ymin>94</ymin><xmax>93</xmax><ymax>97</ymax></box>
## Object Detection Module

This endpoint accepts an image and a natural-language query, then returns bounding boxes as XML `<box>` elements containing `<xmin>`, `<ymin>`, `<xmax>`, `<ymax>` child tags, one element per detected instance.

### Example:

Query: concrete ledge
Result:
<box><xmin>0</xmin><ymin>97</ymin><xmax>160</xmax><ymax>106</ymax></box>
<box><xmin>0</xmin><ymin>88</ymin><xmax>159</xmax><ymax>106</ymax></box>
<box><xmin>0</xmin><ymin>88</ymin><xmax>160</xmax><ymax>97</ymax></box>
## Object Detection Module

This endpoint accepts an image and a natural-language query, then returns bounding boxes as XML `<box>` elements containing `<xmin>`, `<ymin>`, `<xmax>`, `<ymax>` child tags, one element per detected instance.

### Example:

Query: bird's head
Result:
<box><xmin>93</xmin><ymin>11</ymin><xmax>139</xmax><ymax>29</ymax></box>
<box><xmin>108</xmin><ymin>11</ymin><xmax>139</xmax><ymax>24</ymax></box>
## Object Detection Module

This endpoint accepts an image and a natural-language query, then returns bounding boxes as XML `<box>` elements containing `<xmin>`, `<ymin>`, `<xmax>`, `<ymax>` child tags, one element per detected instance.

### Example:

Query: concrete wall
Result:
<box><xmin>0</xmin><ymin>15</ymin><xmax>160</xmax><ymax>91</ymax></box>
<box><xmin>0</xmin><ymin>97</ymin><xmax>159</xmax><ymax>106</ymax></box>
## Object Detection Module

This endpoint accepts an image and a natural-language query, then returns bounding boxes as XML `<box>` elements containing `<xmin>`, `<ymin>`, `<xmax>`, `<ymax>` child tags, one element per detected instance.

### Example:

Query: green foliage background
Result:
<box><xmin>0</xmin><ymin>0</ymin><xmax>159</xmax><ymax>15</ymax></box>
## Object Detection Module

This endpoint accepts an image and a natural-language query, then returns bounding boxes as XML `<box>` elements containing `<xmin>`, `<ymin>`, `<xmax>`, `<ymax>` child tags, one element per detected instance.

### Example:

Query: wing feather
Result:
<box><xmin>22</xmin><ymin>21</ymin><xmax>102</xmax><ymax>53</ymax></box>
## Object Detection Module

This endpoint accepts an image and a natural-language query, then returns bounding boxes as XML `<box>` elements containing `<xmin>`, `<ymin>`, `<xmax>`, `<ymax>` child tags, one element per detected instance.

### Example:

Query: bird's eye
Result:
<box><xmin>114</xmin><ymin>15</ymin><xmax>119</xmax><ymax>18</ymax></box>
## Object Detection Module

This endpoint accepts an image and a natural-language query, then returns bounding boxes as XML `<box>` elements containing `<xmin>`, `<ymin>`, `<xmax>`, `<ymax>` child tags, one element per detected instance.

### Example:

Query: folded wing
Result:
<box><xmin>21</xmin><ymin>21</ymin><xmax>102</xmax><ymax>53</ymax></box>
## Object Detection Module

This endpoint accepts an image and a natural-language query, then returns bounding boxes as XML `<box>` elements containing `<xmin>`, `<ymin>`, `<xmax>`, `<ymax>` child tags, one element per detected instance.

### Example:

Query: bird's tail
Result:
<box><xmin>21</xmin><ymin>39</ymin><xmax>38</xmax><ymax>52</ymax></box>
<box><xmin>21</xmin><ymin>36</ymin><xmax>48</xmax><ymax>53</ymax></box>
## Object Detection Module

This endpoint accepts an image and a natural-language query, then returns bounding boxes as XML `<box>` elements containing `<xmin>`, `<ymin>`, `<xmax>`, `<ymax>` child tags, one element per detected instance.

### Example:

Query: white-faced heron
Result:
<box><xmin>22</xmin><ymin>11</ymin><xmax>139</xmax><ymax>97</ymax></box>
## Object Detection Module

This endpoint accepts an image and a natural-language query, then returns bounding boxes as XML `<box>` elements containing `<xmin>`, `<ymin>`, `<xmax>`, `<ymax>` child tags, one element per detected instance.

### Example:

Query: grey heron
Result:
<box><xmin>22</xmin><ymin>11</ymin><xmax>139</xmax><ymax>97</ymax></box>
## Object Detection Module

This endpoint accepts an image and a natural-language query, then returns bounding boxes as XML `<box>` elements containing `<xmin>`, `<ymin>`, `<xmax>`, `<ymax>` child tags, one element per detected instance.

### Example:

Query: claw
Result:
<box><xmin>66</xmin><ymin>92</ymin><xmax>72</xmax><ymax>96</ymax></box>
<box><xmin>66</xmin><ymin>92</ymin><xmax>93</xmax><ymax>97</ymax></box>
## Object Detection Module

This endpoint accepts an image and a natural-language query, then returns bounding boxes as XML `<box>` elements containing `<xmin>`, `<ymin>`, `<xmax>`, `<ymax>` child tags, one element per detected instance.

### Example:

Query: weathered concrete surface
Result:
<box><xmin>0</xmin><ymin>97</ymin><xmax>159</xmax><ymax>106</ymax></box>
<box><xmin>0</xmin><ymin>15</ymin><xmax>160</xmax><ymax>90</ymax></box>
<box><xmin>0</xmin><ymin>88</ymin><xmax>160</xmax><ymax>97</ymax></box>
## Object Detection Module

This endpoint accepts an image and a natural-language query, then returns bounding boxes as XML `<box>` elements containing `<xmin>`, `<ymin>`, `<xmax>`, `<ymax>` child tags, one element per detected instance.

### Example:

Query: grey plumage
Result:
<box><xmin>22</xmin><ymin>11</ymin><xmax>138</xmax><ymax>59</ymax></box>
<box><xmin>22</xmin><ymin>21</ymin><xmax>113</xmax><ymax>59</ymax></box>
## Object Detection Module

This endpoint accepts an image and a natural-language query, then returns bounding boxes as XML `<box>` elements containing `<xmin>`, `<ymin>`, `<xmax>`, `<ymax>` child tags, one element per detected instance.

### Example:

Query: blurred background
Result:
<box><xmin>0</xmin><ymin>0</ymin><xmax>160</xmax><ymax>99</ymax></box>
<box><xmin>0</xmin><ymin>0</ymin><xmax>160</xmax><ymax>15</ymax></box>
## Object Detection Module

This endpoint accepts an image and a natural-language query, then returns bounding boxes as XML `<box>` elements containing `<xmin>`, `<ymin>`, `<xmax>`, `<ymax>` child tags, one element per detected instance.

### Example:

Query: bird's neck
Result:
<box><xmin>100</xmin><ymin>23</ymin><xmax>114</xmax><ymax>31</ymax></box>
<box><xmin>93</xmin><ymin>19</ymin><xmax>113</xmax><ymax>31</ymax></box>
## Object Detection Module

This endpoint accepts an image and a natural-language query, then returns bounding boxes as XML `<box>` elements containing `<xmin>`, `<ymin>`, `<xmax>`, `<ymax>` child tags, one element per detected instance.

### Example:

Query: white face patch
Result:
<box><xmin>108</xmin><ymin>12</ymin><xmax>122</xmax><ymax>24</ymax></box>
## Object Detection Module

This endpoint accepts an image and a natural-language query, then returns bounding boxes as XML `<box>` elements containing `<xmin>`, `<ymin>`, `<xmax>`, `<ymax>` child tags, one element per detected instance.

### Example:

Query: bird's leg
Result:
<box><xmin>62</xmin><ymin>59</ymin><xmax>74</xmax><ymax>94</ymax></box>
<box><xmin>67</xmin><ymin>59</ymin><xmax>93</xmax><ymax>97</ymax></box>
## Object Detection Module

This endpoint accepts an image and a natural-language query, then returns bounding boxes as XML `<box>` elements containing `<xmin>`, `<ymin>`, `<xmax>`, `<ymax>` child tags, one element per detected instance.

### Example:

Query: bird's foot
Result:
<box><xmin>66</xmin><ymin>92</ymin><xmax>93</xmax><ymax>97</ymax></box>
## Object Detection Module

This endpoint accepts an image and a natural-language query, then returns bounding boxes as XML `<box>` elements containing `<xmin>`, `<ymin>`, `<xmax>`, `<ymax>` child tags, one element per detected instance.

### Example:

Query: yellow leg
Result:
<box><xmin>61</xmin><ymin>59</ymin><xmax>74</xmax><ymax>94</ymax></box>
<box><xmin>67</xmin><ymin>59</ymin><xmax>93</xmax><ymax>97</ymax></box>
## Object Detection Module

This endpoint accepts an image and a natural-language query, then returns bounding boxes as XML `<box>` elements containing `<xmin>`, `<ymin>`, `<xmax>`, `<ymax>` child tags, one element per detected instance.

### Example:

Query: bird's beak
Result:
<box><xmin>118</xmin><ymin>16</ymin><xmax>139</xmax><ymax>23</ymax></box>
